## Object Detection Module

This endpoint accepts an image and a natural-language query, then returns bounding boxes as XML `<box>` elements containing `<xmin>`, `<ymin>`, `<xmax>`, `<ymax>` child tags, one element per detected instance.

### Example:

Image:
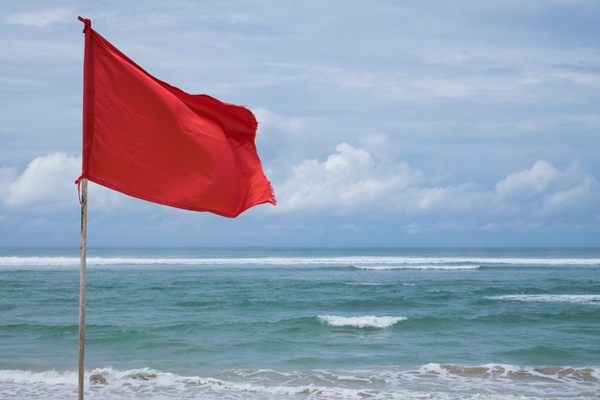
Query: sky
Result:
<box><xmin>1</xmin><ymin>0</ymin><xmax>599</xmax><ymax>247</ymax></box>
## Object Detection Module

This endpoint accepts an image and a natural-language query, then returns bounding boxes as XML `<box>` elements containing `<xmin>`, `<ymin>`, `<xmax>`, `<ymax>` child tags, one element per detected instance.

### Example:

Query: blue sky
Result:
<box><xmin>1</xmin><ymin>0</ymin><xmax>599</xmax><ymax>247</ymax></box>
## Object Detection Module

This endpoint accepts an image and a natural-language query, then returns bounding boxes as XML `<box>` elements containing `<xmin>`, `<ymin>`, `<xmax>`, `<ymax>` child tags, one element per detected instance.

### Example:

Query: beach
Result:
<box><xmin>1</xmin><ymin>247</ymin><xmax>599</xmax><ymax>399</ymax></box>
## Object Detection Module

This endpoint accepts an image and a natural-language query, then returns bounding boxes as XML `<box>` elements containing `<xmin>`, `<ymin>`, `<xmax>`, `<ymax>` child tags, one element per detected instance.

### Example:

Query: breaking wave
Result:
<box><xmin>1</xmin><ymin>255</ymin><xmax>599</xmax><ymax>269</ymax></box>
<box><xmin>317</xmin><ymin>315</ymin><xmax>407</xmax><ymax>328</ymax></box>
<box><xmin>1</xmin><ymin>365</ymin><xmax>599</xmax><ymax>399</ymax></box>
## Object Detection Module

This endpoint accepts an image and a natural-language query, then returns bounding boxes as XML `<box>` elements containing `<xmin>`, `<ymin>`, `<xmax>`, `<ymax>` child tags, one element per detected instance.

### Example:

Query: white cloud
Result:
<box><xmin>539</xmin><ymin>175</ymin><xmax>600</xmax><ymax>215</ymax></box>
<box><xmin>1</xmin><ymin>153</ymin><xmax>134</xmax><ymax>213</ymax></box>
<box><xmin>271</xmin><ymin>143</ymin><xmax>600</xmax><ymax>222</ymax></box>
<box><xmin>273</xmin><ymin>143</ymin><xmax>422</xmax><ymax>215</ymax></box>
<box><xmin>3</xmin><ymin>149</ymin><xmax>598</xmax><ymax>233</ymax></box>
<box><xmin>3</xmin><ymin>8</ymin><xmax>74</xmax><ymax>27</ymax></box>
<box><xmin>494</xmin><ymin>161</ymin><xmax>599</xmax><ymax>216</ymax></box>
<box><xmin>4</xmin><ymin>153</ymin><xmax>80</xmax><ymax>211</ymax></box>
<box><xmin>1</xmin><ymin>145</ymin><xmax>598</xmax><ymax>240</ymax></box>
<box><xmin>495</xmin><ymin>161</ymin><xmax>561</xmax><ymax>197</ymax></box>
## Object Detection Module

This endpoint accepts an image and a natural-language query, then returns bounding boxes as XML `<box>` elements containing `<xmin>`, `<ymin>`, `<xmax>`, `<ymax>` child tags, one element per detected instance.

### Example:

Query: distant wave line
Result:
<box><xmin>490</xmin><ymin>294</ymin><xmax>600</xmax><ymax>305</ymax></box>
<box><xmin>0</xmin><ymin>256</ymin><xmax>599</xmax><ymax>267</ymax></box>
<box><xmin>354</xmin><ymin>265</ymin><xmax>480</xmax><ymax>270</ymax></box>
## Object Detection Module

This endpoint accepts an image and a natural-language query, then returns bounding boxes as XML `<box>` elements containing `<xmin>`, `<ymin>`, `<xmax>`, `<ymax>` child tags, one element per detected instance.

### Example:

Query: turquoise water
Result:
<box><xmin>1</xmin><ymin>247</ymin><xmax>599</xmax><ymax>399</ymax></box>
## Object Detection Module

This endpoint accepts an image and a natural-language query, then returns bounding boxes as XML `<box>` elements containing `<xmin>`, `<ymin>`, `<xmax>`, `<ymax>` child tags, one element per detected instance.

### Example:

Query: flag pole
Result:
<box><xmin>78</xmin><ymin>177</ymin><xmax>88</xmax><ymax>400</ymax></box>
<box><xmin>77</xmin><ymin>17</ymin><xmax>91</xmax><ymax>399</ymax></box>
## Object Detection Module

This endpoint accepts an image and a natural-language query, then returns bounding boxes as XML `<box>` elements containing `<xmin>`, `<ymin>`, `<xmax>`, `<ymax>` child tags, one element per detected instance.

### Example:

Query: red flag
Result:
<box><xmin>76</xmin><ymin>17</ymin><xmax>275</xmax><ymax>218</ymax></box>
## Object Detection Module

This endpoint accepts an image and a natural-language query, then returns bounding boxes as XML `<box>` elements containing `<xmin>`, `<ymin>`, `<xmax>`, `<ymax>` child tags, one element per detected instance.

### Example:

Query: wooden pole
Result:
<box><xmin>78</xmin><ymin>178</ymin><xmax>88</xmax><ymax>400</ymax></box>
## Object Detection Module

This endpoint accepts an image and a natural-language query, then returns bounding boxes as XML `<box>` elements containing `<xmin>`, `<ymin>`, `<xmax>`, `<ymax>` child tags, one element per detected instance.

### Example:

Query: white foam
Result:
<box><xmin>1</xmin><ymin>255</ymin><xmax>599</xmax><ymax>268</ymax></box>
<box><xmin>490</xmin><ymin>294</ymin><xmax>600</xmax><ymax>305</ymax></box>
<box><xmin>318</xmin><ymin>315</ymin><xmax>407</xmax><ymax>328</ymax></box>
<box><xmin>1</xmin><ymin>365</ymin><xmax>599</xmax><ymax>399</ymax></box>
<box><xmin>355</xmin><ymin>265</ymin><xmax>480</xmax><ymax>270</ymax></box>
<box><xmin>0</xmin><ymin>369</ymin><xmax>77</xmax><ymax>385</ymax></box>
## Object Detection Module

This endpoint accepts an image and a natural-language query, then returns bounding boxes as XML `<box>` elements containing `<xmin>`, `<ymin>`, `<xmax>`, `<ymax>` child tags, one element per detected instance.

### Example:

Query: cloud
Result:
<box><xmin>494</xmin><ymin>161</ymin><xmax>600</xmax><ymax>217</ymax></box>
<box><xmin>2</xmin><ymin>8</ymin><xmax>74</xmax><ymax>27</ymax></box>
<box><xmin>3</xmin><ymin>153</ymin><xmax>80</xmax><ymax>212</ymax></box>
<box><xmin>272</xmin><ymin>142</ymin><xmax>422</xmax><ymax>215</ymax></box>
<box><xmin>495</xmin><ymin>161</ymin><xmax>561</xmax><ymax>197</ymax></box>
<box><xmin>539</xmin><ymin>174</ymin><xmax>600</xmax><ymax>216</ymax></box>
<box><xmin>1</xmin><ymin>153</ymin><xmax>133</xmax><ymax>214</ymax></box>
<box><xmin>2</xmin><ymin>148</ymin><xmax>598</xmax><ymax>234</ymax></box>
<box><xmin>271</xmin><ymin>143</ymin><xmax>600</xmax><ymax>222</ymax></box>
<box><xmin>1</xmin><ymin>146</ymin><xmax>598</xmax><ymax>242</ymax></box>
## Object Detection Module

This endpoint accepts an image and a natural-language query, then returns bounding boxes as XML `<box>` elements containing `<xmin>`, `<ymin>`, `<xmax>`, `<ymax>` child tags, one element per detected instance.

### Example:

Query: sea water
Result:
<box><xmin>0</xmin><ymin>247</ymin><xmax>599</xmax><ymax>399</ymax></box>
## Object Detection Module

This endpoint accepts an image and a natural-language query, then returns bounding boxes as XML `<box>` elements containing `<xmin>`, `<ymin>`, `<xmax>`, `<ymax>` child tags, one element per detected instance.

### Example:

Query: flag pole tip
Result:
<box><xmin>78</xmin><ymin>16</ymin><xmax>91</xmax><ymax>32</ymax></box>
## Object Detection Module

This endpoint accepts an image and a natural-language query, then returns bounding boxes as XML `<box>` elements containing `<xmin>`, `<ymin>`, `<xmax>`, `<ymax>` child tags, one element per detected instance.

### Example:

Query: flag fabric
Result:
<box><xmin>76</xmin><ymin>17</ymin><xmax>275</xmax><ymax>218</ymax></box>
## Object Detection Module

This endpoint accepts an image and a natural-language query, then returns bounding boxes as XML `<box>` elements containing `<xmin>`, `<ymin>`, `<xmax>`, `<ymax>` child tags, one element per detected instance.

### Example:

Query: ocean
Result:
<box><xmin>0</xmin><ymin>247</ymin><xmax>599</xmax><ymax>399</ymax></box>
